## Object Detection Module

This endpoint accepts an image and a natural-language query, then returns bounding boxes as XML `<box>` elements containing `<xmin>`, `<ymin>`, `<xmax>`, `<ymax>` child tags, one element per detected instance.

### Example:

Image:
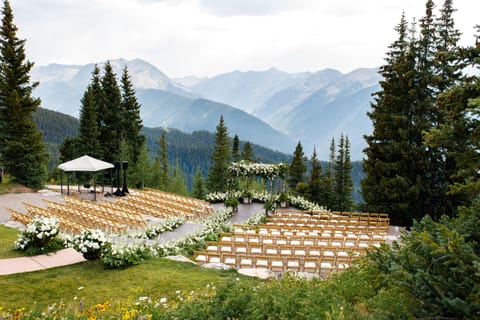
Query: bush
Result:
<box><xmin>366</xmin><ymin>210</ymin><xmax>480</xmax><ymax>318</ymax></box>
<box><xmin>14</xmin><ymin>216</ymin><xmax>64</xmax><ymax>255</ymax></box>
<box><xmin>68</xmin><ymin>229</ymin><xmax>108</xmax><ymax>259</ymax></box>
<box><xmin>102</xmin><ymin>241</ymin><xmax>152</xmax><ymax>269</ymax></box>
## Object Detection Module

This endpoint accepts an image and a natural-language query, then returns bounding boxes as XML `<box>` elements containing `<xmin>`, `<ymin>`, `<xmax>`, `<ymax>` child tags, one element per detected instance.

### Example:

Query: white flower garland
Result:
<box><xmin>228</xmin><ymin>161</ymin><xmax>289</xmax><ymax>180</ymax></box>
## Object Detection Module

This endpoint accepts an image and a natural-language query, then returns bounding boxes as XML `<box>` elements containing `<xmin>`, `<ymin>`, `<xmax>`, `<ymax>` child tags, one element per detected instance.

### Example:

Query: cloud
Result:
<box><xmin>197</xmin><ymin>0</ymin><xmax>316</xmax><ymax>17</ymax></box>
<box><xmin>10</xmin><ymin>0</ymin><xmax>480</xmax><ymax>77</ymax></box>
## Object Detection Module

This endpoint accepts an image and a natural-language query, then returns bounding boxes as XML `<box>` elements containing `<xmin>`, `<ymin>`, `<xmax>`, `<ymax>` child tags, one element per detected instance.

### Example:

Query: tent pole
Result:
<box><xmin>94</xmin><ymin>174</ymin><xmax>97</xmax><ymax>201</ymax></box>
<box><xmin>67</xmin><ymin>173</ymin><xmax>70</xmax><ymax>196</ymax></box>
<box><xmin>60</xmin><ymin>171</ymin><xmax>63</xmax><ymax>195</ymax></box>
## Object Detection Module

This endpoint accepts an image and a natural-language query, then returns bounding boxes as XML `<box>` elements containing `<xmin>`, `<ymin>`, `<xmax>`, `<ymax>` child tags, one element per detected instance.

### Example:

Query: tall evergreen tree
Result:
<box><xmin>424</xmin><ymin>25</ymin><xmax>480</xmax><ymax>205</ymax></box>
<box><xmin>362</xmin><ymin>14</ymin><xmax>424</xmax><ymax>226</ymax></box>
<box><xmin>157</xmin><ymin>131</ymin><xmax>169</xmax><ymax>190</ymax></box>
<box><xmin>0</xmin><ymin>0</ymin><xmax>46</xmax><ymax>188</ymax></box>
<box><xmin>120</xmin><ymin>66</ymin><xmax>145</xmax><ymax>164</ymax></box>
<box><xmin>90</xmin><ymin>64</ymin><xmax>104</xmax><ymax>132</ymax></box>
<box><xmin>322</xmin><ymin>137</ymin><xmax>336</xmax><ymax>209</ymax></box>
<box><xmin>328</xmin><ymin>137</ymin><xmax>336</xmax><ymax>176</ymax></box>
<box><xmin>424</xmin><ymin>0</ymin><xmax>464</xmax><ymax>217</ymax></box>
<box><xmin>333</xmin><ymin>135</ymin><xmax>353</xmax><ymax>212</ymax></box>
<box><xmin>241</xmin><ymin>141</ymin><xmax>255</xmax><ymax>162</ymax></box>
<box><xmin>288</xmin><ymin>142</ymin><xmax>306</xmax><ymax>191</ymax></box>
<box><xmin>192</xmin><ymin>166</ymin><xmax>207</xmax><ymax>199</ymax></box>
<box><xmin>307</xmin><ymin>147</ymin><xmax>322</xmax><ymax>204</ymax></box>
<box><xmin>232</xmin><ymin>134</ymin><xmax>240</xmax><ymax>162</ymax></box>
<box><xmin>99</xmin><ymin>61</ymin><xmax>123</xmax><ymax>163</ymax></box>
<box><xmin>77</xmin><ymin>87</ymin><xmax>101</xmax><ymax>158</ymax></box>
<box><xmin>58</xmin><ymin>136</ymin><xmax>79</xmax><ymax>164</ymax></box>
<box><xmin>168</xmin><ymin>159</ymin><xmax>189</xmax><ymax>196</ymax></box>
<box><xmin>207</xmin><ymin>116</ymin><xmax>231</xmax><ymax>192</ymax></box>
<box><xmin>128</xmin><ymin>141</ymin><xmax>150</xmax><ymax>189</ymax></box>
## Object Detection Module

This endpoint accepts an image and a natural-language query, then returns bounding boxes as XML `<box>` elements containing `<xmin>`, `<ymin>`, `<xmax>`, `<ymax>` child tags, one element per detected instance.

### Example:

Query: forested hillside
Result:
<box><xmin>33</xmin><ymin>107</ymin><xmax>364</xmax><ymax>201</ymax></box>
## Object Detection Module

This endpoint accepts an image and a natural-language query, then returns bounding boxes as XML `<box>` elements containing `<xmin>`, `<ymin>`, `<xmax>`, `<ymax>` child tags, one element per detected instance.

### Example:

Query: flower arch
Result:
<box><xmin>227</xmin><ymin>161</ymin><xmax>289</xmax><ymax>180</ymax></box>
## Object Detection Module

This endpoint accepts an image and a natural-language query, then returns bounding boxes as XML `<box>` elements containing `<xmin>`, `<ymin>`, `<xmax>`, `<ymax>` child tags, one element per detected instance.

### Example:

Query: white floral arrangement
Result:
<box><xmin>245</xmin><ymin>212</ymin><xmax>266</xmax><ymax>226</ymax></box>
<box><xmin>172</xmin><ymin>208</ymin><xmax>235</xmax><ymax>255</ymax></box>
<box><xmin>288</xmin><ymin>195</ymin><xmax>327</xmax><ymax>212</ymax></box>
<box><xmin>228</xmin><ymin>161</ymin><xmax>289</xmax><ymax>180</ymax></box>
<box><xmin>14</xmin><ymin>216</ymin><xmax>60</xmax><ymax>250</ymax></box>
<box><xmin>205</xmin><ymin>191</ymin><xmax>242</xmax><ymax>202</ymax></box>
<box><xmin>128</xmin><ymin>216</ymin><xmax>185</xmax><ymax>239</ymax></box>
<box><xmin>101</xmin><ymin>241</ymin><xmax>151</xmax><ymax>269</ymax></box>
<box><xmin>69</xmin><ymin>229</ymin><xmax>108</xmax><ymax>254</ymax></box>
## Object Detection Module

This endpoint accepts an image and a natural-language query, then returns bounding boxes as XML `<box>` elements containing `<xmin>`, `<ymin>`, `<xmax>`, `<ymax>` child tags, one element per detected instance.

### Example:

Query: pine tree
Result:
<box><xmin>0</xmin><ymin>0</ymin><xmax>46</xmax><ymax>188</ymax></box>
<box><xmin>58</xmin><ymin>136</ymin><xmax>79</xmax><ymax>164</ymax></box>
<box><xmin>157</xmin><ymin>131</ymin><xmax>169</xmax><ymax>190</ymax></box>
<box><xmin>128</xmin><ymin>142</ymin><xmax>150</xmax><ymax>189</ymax></box>
<box><xmin>424</xmin><ymin>0</ymin><xmax>464</xmax><ymax>217</ymax></box>
<box><xmin>307</xmin><ymin>147</ymin><xmax>322</xmax><ymax>204</ymax></box>
<box><xmin>424</xmin><ymin>25</ymin><xmax>480</xmax><ymax>204</ymax></box>
<box><xmin>362</xmin><ymin>14</ymin><xmax>424</xmax><ymax>226</ymax></box>
<box><xmin>77</xmin><ymin>87</ymin><xmax>101</xmax><ymax>158</ymax></box>
<box><xmin>120</xmin><ymin>66</ymin><xmax>145</xmax><ymax>164</ymax></box>
<box><xmin>322</xmin><ymin>137</ymin><xmax>336</xmax><ymax>209</ymax></box>
<box><xmin>99</xmin><ymin>61</ymin><xmax>123</xmax><ymax>163</ymax></box>
<box><xmin>241</xmin><ymin>141</ymin><xmax>255</xmax><ymax>162</ymax></box>
<box><xmin>333</xmin><ymin>135</ymin><xmax>353</xmax><ymax>211</ymax></box>
<box><xmin>288</xmin><ymin>142</ymin><xmax>306</xmax><ymax>191</ymax></box>
<box><xmin>90</xmin><ymin>64</ymin><xmax>104</xmax><ymax>132</ymax></box>
<box><xmin>434</xmin><ymin>0</ymin><xmax>462</xmax><ymax>92</ymax></box>
<box><xmin>168</xmin><ymin>159</ymin><xmax>189</xmax><ymax>196</ymax></box>
<box><xmin>207</xmin><ymin>116</ymin><xmax>231</xmax><ymax>192</ymax></box>
<box><xmin>192</xmin><ymin>166</ymin><xmax>207</xmax><ymax>199</ymax></box>
<box><xmin>232</xmin><ymin>134</ymin><xmax>240</xmax><ymax>162</ymax></box>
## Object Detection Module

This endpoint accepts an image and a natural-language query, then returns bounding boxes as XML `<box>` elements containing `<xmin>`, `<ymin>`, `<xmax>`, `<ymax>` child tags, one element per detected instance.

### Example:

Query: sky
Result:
<box><xmin>12</xmin><ymin>0</ymin><xmax>480</xmax><ymax>78</ymax></box>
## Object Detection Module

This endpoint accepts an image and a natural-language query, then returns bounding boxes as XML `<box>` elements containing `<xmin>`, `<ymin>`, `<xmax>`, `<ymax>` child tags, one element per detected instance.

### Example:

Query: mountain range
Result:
<box><xmin>31</xmin><ymin>58</ymin><xmax>381</xmax><ymax>159</ymax></box>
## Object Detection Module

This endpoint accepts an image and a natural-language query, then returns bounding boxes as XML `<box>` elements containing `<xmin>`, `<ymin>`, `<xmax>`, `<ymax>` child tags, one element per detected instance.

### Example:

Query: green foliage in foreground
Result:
<box><xmin>2</xmin><ymin>203</ymin><xmax>480</xmax><ymax>318</ymax></box>
<box><xmin>368</xmin><ymin>202</ymin><xmax>480</xmax><ymax>319</ymax></box>
<box><xmin>0</xmin><ymin>258</ymin><xmax>259</xmax><ymax>312</ymax></box>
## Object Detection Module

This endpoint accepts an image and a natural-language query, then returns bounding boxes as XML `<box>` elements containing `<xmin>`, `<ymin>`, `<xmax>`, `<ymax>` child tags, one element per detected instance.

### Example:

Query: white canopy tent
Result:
<box><xmin>58</xmin><ymin>155</ymin><xmax>114</xmax><ymax>172</ymax></box>
<box><xmin>58</xmin><ymin>155</ymin><xmax>114</xmax><ymax>200</ymax></box>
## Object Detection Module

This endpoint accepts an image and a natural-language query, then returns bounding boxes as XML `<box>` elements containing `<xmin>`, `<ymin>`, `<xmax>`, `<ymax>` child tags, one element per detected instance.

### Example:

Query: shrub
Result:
<box><xmin>68</xmin><ymin>229</ymin><xmax>108</xmax><ymax>259</ymax></box>
<box><xmin>14</xmin><ymin>216</ymin><xmax>64</xmax><ymax>255</ymax></box>
<box><xmin>366</xmin><ymin>211</ymin><xmax>480</xmax><ymax>318</ymax></box>
<box><xmin>245</xmin><ymin>212</ymin><xmax>266</xmax><ymax>226</ymax></box>
<box><xmin>102</xmin><ymin>241</ymin><xmax>152</xmax><ymax>269</ymax></box>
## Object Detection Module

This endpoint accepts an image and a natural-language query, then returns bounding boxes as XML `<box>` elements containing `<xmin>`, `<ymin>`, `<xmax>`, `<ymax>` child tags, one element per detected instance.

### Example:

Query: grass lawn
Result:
<box><xmin>0</xmin><ymin>257</ymin><xmax>261</xmax><ymax>312</ymax></box>
<box><xmin>0</xmin><ymin>224</ymin><xmax>23</xmax><ymax>258</ymax></box>
<box><xmin>0</xmin><ymin>174</ymin><xmax>18</xmax><ymax>195</ymax></box>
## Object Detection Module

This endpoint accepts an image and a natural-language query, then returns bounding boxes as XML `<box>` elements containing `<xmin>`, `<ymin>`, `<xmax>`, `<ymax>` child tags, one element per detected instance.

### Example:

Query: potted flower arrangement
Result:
<box><xmin>14</xmin><ymin>216</ymin><xmax>62</xmax><ymax>255</ymax></box>
<box><xmin>263</xmin><ymin>200</ymin><xmax>276</xmax><ymax>216</ymax></box>
<box><xmin>242</xmin><ymin>190</ymin><xmax>254</xmax><ymax>204</ymax></box>
<box><xmin>278</xmin><ymin>191</ymin><xmax>290</xmax><ymax>208</ymax></box>
<box><xmin>70</xmin><ymin>229</ymin><xmax>108</xmax><ymax>260</ymax></box>
<box><xmin>224</xmin><ymin>197</ymin><xmax>239</xmax><ymax>212</ymax></box>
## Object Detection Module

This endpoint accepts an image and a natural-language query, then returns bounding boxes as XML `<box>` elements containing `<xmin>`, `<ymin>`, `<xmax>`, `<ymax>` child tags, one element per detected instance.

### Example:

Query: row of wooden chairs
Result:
<box><xmin>194</xmin><ymin>251</ymin><xmax>350</xmax><ymax>275</ymax></box>
<box><xmin>41</xmin><ymin>200</ymin><xmax>127</xmax><ymax>233</ymax></box>
<box><xmin>275</xmin><ymin>210</ymin><xmax>390</xmax><ymax>225</ymax></box>
<box><xmin>115</xmin><ymin>192</ymin><xmax>210</xmax><ymax>220</ymax></box>
<box><xmin>227</xmin><ymin>232</ymin><xmax>385</xmax><ymax>246</ymax></box>
<box><xmin>254</xmin><ymin>224</ymin><xmax>387</xmax><ymax>238</ymax></box>
<box><xmin>63</xmin><ymin>197</ymin><xmax>146</xmax><ymax>228</ymax></box>
<box><xmin>193</xmin><ymin>209</ymin><xmax>389</xmax><ymax>275</ymax></box>
<box><xmin>207</xmin><ymin>240</ymin><xmax>367</xmax><ymax>259</ymax></box>
<box><xmin>136</xmin><ymin>188</ymin><xmax>214</xmax><ymax>217</ymax></box>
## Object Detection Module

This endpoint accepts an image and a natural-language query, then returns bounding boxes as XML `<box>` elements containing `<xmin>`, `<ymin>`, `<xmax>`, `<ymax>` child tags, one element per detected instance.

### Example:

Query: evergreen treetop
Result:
<box><xmin>0</xmin><ymin>0</ymin><xmax>46</xmax><ymax>188</ymax></box>
<box><xmin>207</xmin><ymin>115</ymin><xmax>231</xmax><ymax>192</ymax></box>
